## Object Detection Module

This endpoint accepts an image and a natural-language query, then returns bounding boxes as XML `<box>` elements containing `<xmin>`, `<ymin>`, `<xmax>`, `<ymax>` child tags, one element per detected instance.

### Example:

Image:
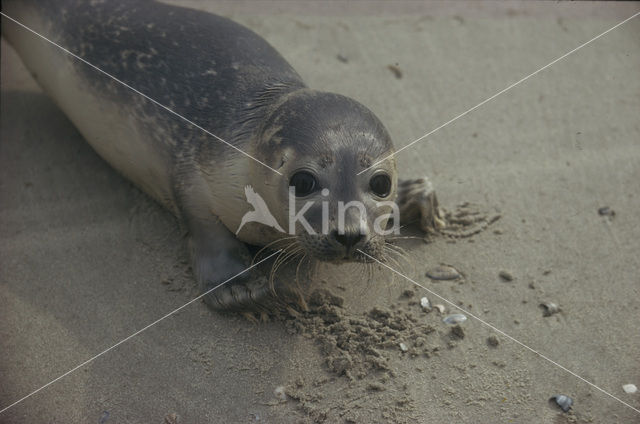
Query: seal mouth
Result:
<box><xmin>325</xmin><ymin>249</ymin><xmax>374</xmax><ymax>264</ymax></box>
<box><xmin>312</xmin><ymin>247</ymin><xmax>374</xmax><ymax>263</ymax></box>
<box><xmin>303</xmin><ymin>249</ymin><xmax>369</xmax><ymax>264</ymax></box>
<box><xmin>298</xmin><ymin>233</ymin><xmax>383</xmax><ymax>263</ymax></box>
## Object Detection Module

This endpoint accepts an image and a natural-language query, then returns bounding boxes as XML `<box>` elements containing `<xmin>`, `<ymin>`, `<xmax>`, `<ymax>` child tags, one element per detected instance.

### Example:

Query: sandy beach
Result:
<box><xmin>1</xmin><ymin>1</ymin><xmax>639</xmax><ymax>422</ymax></box>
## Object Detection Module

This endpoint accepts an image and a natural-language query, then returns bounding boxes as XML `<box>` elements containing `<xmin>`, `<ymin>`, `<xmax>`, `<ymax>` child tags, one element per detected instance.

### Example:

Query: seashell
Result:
<box><xmin>540</xmin><ymin>302</ymin><xmax>560</xmax><ymax>317</ymax></box>
<box><xmin>100</xmin><ymin>411</ymin><xmax>111</xmax><ymax>424</ymax></box>
<box><xmin>433</xmin><ymin>304</ymin><xmax>446</xmax><ymax>314</ymax></box>
<box><xmin>550</xmin><ymin>394</ymin><xmax>573</xmax><ymax>412</ymax></box>
<box><xmin>623</xmin><ymin>384</ymin><xmax>637</xmax><ymax>394</ymax></box>
<box><xmin>399</xmin><ymin>342</ymin><xmax>408</xmax><ymax>352</ymax></box>
<box><xmin>499</xmin><ymin>270</ymin><xmax>513</xmax><ymax>282</ymax></box>
<box><xmin>420</xmin><ymin>296</ymin><xmax>432</xmax><ymax>312</ymax></box>
<box><xmin>487</xmin><ymin>335</ymin><xmax>499</xmax><ymax>347</ymax></box>
<box><xmin>443</xmin><ymin>313</ymin><xmax>467</xmax><ymax>325</ymax></box>
<box><xmin>426</xmin><ymin>265</ymin><xmax>461</xmax><ymax>281</ymax></box>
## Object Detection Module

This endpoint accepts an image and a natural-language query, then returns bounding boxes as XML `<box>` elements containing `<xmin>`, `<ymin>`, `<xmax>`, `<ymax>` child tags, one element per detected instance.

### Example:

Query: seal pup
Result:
<box><xmin>2</xmin><ymin>0</ymin><xmax>444</xmax><ymax>311</ymax></box>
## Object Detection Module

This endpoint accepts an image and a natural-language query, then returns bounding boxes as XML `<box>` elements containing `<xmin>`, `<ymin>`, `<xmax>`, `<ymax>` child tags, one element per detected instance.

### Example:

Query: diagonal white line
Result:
<box><xmin>0</xmin><ymin>12</ymin><xmax>283</xmax><ymax>176</ymax></box>
<box><xmin>0</xmin><ymin>249</ymin><xmax>282</xmax><ymax>415</ymax></box>
<box><xmin>357</xmin><ymin>249</ymin><xmax>640</xmax><ymax>415</ymax></box>
<box><xmin>358</xmin><ymin>11</ymin><xmax>640</xmax><ymax>175</ymax></box>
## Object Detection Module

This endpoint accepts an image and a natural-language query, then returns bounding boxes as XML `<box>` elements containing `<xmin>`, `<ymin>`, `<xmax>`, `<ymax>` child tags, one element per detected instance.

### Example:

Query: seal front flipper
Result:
<box><xmin>397</xmin><ymin>177</ymin><xmax>447</xmax><ymax>233</ymax></box>
<box><xmin>187</xmin><ymin>215</ymin><xmax>279</xmax><ymax>312</ymax></box>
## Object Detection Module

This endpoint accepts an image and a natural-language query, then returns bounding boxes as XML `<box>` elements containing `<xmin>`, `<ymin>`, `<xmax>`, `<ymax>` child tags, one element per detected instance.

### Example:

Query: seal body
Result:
<box><xmin>3</xmin><ymin>0</ymin><xmax>443</xmax><ymax>311</ymax></box>
<box><xmin>3</xmin><ymin>0</ymin><xmax>304</xmax><ymax>222</ymax></box>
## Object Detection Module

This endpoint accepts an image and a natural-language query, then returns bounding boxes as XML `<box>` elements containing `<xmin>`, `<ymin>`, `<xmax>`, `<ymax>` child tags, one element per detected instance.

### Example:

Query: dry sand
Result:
<box><xmin>1</xmin><ymin>1</ymin><xmax>639</xmax><ymax>423</ymax></box>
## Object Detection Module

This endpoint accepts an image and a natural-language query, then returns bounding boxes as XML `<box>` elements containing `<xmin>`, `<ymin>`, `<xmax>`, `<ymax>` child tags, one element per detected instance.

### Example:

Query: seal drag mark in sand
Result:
<box><xmin>2</xmin><ymin>0</ymin><xmax>444</xmax><ymax>311</ymax></box>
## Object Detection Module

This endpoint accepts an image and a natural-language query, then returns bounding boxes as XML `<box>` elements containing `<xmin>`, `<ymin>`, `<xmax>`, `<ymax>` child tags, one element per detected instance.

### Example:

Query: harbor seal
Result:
<box><xmin>2</xmin><ymin>0</ymin><xmax>444</xmax><ymax>311</ymax></box>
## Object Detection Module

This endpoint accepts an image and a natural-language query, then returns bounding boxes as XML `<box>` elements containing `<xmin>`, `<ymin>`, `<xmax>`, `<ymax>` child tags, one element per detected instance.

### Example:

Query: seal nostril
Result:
<box><xmin>332</xmin><ymin>230</ymin><xmax>364</xmax><ymax>249</ymax></box>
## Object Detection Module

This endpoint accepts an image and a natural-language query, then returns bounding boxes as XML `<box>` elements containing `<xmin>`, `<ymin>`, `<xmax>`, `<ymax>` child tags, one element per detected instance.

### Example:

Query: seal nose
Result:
<box><xmin>332</xmin><ymin>230</ymin><xmax>364</xmax><ymax>249</ymax></box>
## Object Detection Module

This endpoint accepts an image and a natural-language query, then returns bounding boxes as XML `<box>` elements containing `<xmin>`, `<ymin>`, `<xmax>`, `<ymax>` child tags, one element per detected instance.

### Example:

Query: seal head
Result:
<box><xmin>241</xmin><ymin>89</ymin><xmax>398</xmax><ymax>262</ymax></box>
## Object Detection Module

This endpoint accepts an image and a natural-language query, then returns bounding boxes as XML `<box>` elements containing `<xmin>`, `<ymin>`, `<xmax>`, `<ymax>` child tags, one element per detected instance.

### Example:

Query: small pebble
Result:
<box><xmin>487</xmin><ymin>335</ymin><xmax>499</xmax><ymax>347</ymax></box>
<box><xmin>598</xmin><ymin>206</ymin><xmax>615</xmax><ymax>217</ymax></box>
<box><xmin>402</xmin><ymin>289</ymin><xmax>415</xmax><ymax>298</ymax></box>
<box><xmin>420</xmin><ymin>296</ymin><xmax>432</xmax><ymax>312</ymax></box>
<box><xmin>274</xmin><ymin>386</ymin><xmax>287</xmax><ymax>401</ymax></box>
<box><xmin>499</xmin><ymin>270</ymin><xmax>513</xmax><ymax>282</ymax></box>
<box><xmin>443</xmin><ymin>314</ymin><xmax>467</xmax><ymax>325</ymax></box>
<box><xmin>540</xmin><ymin>301</ymin><xmax>560</xmax><ymax>317</ymax></box>
<box><xmin>433</xmin><ymin>304</ymin><xmax>446</xmax><ymax>314</ymax></box>
<box><xmin>367</xmin><ymin>382</ymin><xmax>386</xmax><ymax>391</ymax></box>
<box><xmin>387</xmin><ymin>64</ymin><xmax>403</xmax><ymax>79</ymax></box>
<box><xmin>164</xmin><ymin>413</ymin><xmax>180</xmax><ymax>424</ymax></box>
<box><xmin>426</xmin><ymin>265</ymin><xmax>461</xmax><ymax>281</ymax></box>
<box><xmin>399</xmin><ymin>342</ymin><xmax>408</xmax><ymax>352</ymax></box>
<box><xmin>623</xmin><ymin>384</ymin><xmax>637</xmax><ymax>394</ymax></box>
<box><xmin>550</xmin><ymin>394</ymin><xmax>573</xmax><ymax>412</ymax></box>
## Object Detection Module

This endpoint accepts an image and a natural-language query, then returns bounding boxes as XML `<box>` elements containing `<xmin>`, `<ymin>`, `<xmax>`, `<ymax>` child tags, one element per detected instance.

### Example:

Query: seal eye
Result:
<box><xmin>370</xmin><ymin>174</ymin><xmax>392</xmax><ymax>197</ymax></box>
<box><xmin>290</xmin><ymin>171</ymin><xmax>318</xmax><ymax>197</ymax></box>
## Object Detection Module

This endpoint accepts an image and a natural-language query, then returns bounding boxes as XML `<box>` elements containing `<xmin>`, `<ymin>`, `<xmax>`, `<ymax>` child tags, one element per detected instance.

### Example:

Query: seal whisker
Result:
<box><xmin>351</xmin><ymin>258</ymin><xmax>370</xmax><ymax>299</ymax></box>
<box><xmin>252</xmin><ymin>236</ymin><xmax>298</xmax><ymax>265</ymax></box>
<box><xmin>268</xmin><ymin>244</ymin><xmax>303</xmax><ymax>292</ymax></box>
<box><xmin>262</xmin><ymin>241</ymin><xmax>298</xmax><ymax>276</ymax></box>
<box><xmin>354</xmin><ymin>255</ymin><xmax>367</xmax><ymax>285</ymax></box>
<box><xmin>374</xmin><ymin>249</ymin><xmax>396</xmax><ymax>298</ymax></box>
<box><xmin>366</xmin><ymin>256</ymin><xmax>374</xmax><ymax>283</ymax></box>
<box><xmin>268</xmin><ymin>244</ymin><xmax>298</xmax><ymax>279</ymax></box>
<box><xmin>361</xmin><ymin>255</ymin><xmax>373</xmax><ymax>284</ymax></box>
<box><xmin>308</xmin><ymin>258</ymin><xmax>320</xmax><ymax>282</ymax></box>
<box><xmin>293</xmin><ymin>254</ymin><xmax>309</xmax><ymax>311</ymax></box>
<box><xmin>295</xmin><ymin>253</ymin><xmax>307</xmax><ymax>287</ymax></box>
<box><xmin>370</xmin><ymin>255</ymin><xmax>376</xmax><ymax>278</ymax></box>
<box><xmin>381</xmin><ymin>248</ymin><xmax>403</xmax><ymax>271</ymax></box>
<box><xmin>384</xmin><ymin>242</ymin><xmax>410</xmax><ymax>262</ymax></box>
<box><xmin>267</xmin><ymin>247</ymin><xmax>290</xmax><ymax>289</ymax></box>
<box><xmin>382</xmin><ymin>243</ymin><xmax>412</xmax><ymax>272</ymax></box>
<box><xmin>385</xmin><ymin>235</ymin><xmax>423</xmax><ymax>241</ymax></box>
<box><xmin>270</xmin><ymin>247</ymin><xmax>303</xmax><ymax>295</ymax></box>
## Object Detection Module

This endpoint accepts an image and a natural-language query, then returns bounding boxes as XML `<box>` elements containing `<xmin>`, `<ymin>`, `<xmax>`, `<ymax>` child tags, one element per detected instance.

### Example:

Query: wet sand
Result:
<box><xmin>1</xmin><ymin>2</ymin><xmax>639</xmax><ymax>422</ymax></box>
